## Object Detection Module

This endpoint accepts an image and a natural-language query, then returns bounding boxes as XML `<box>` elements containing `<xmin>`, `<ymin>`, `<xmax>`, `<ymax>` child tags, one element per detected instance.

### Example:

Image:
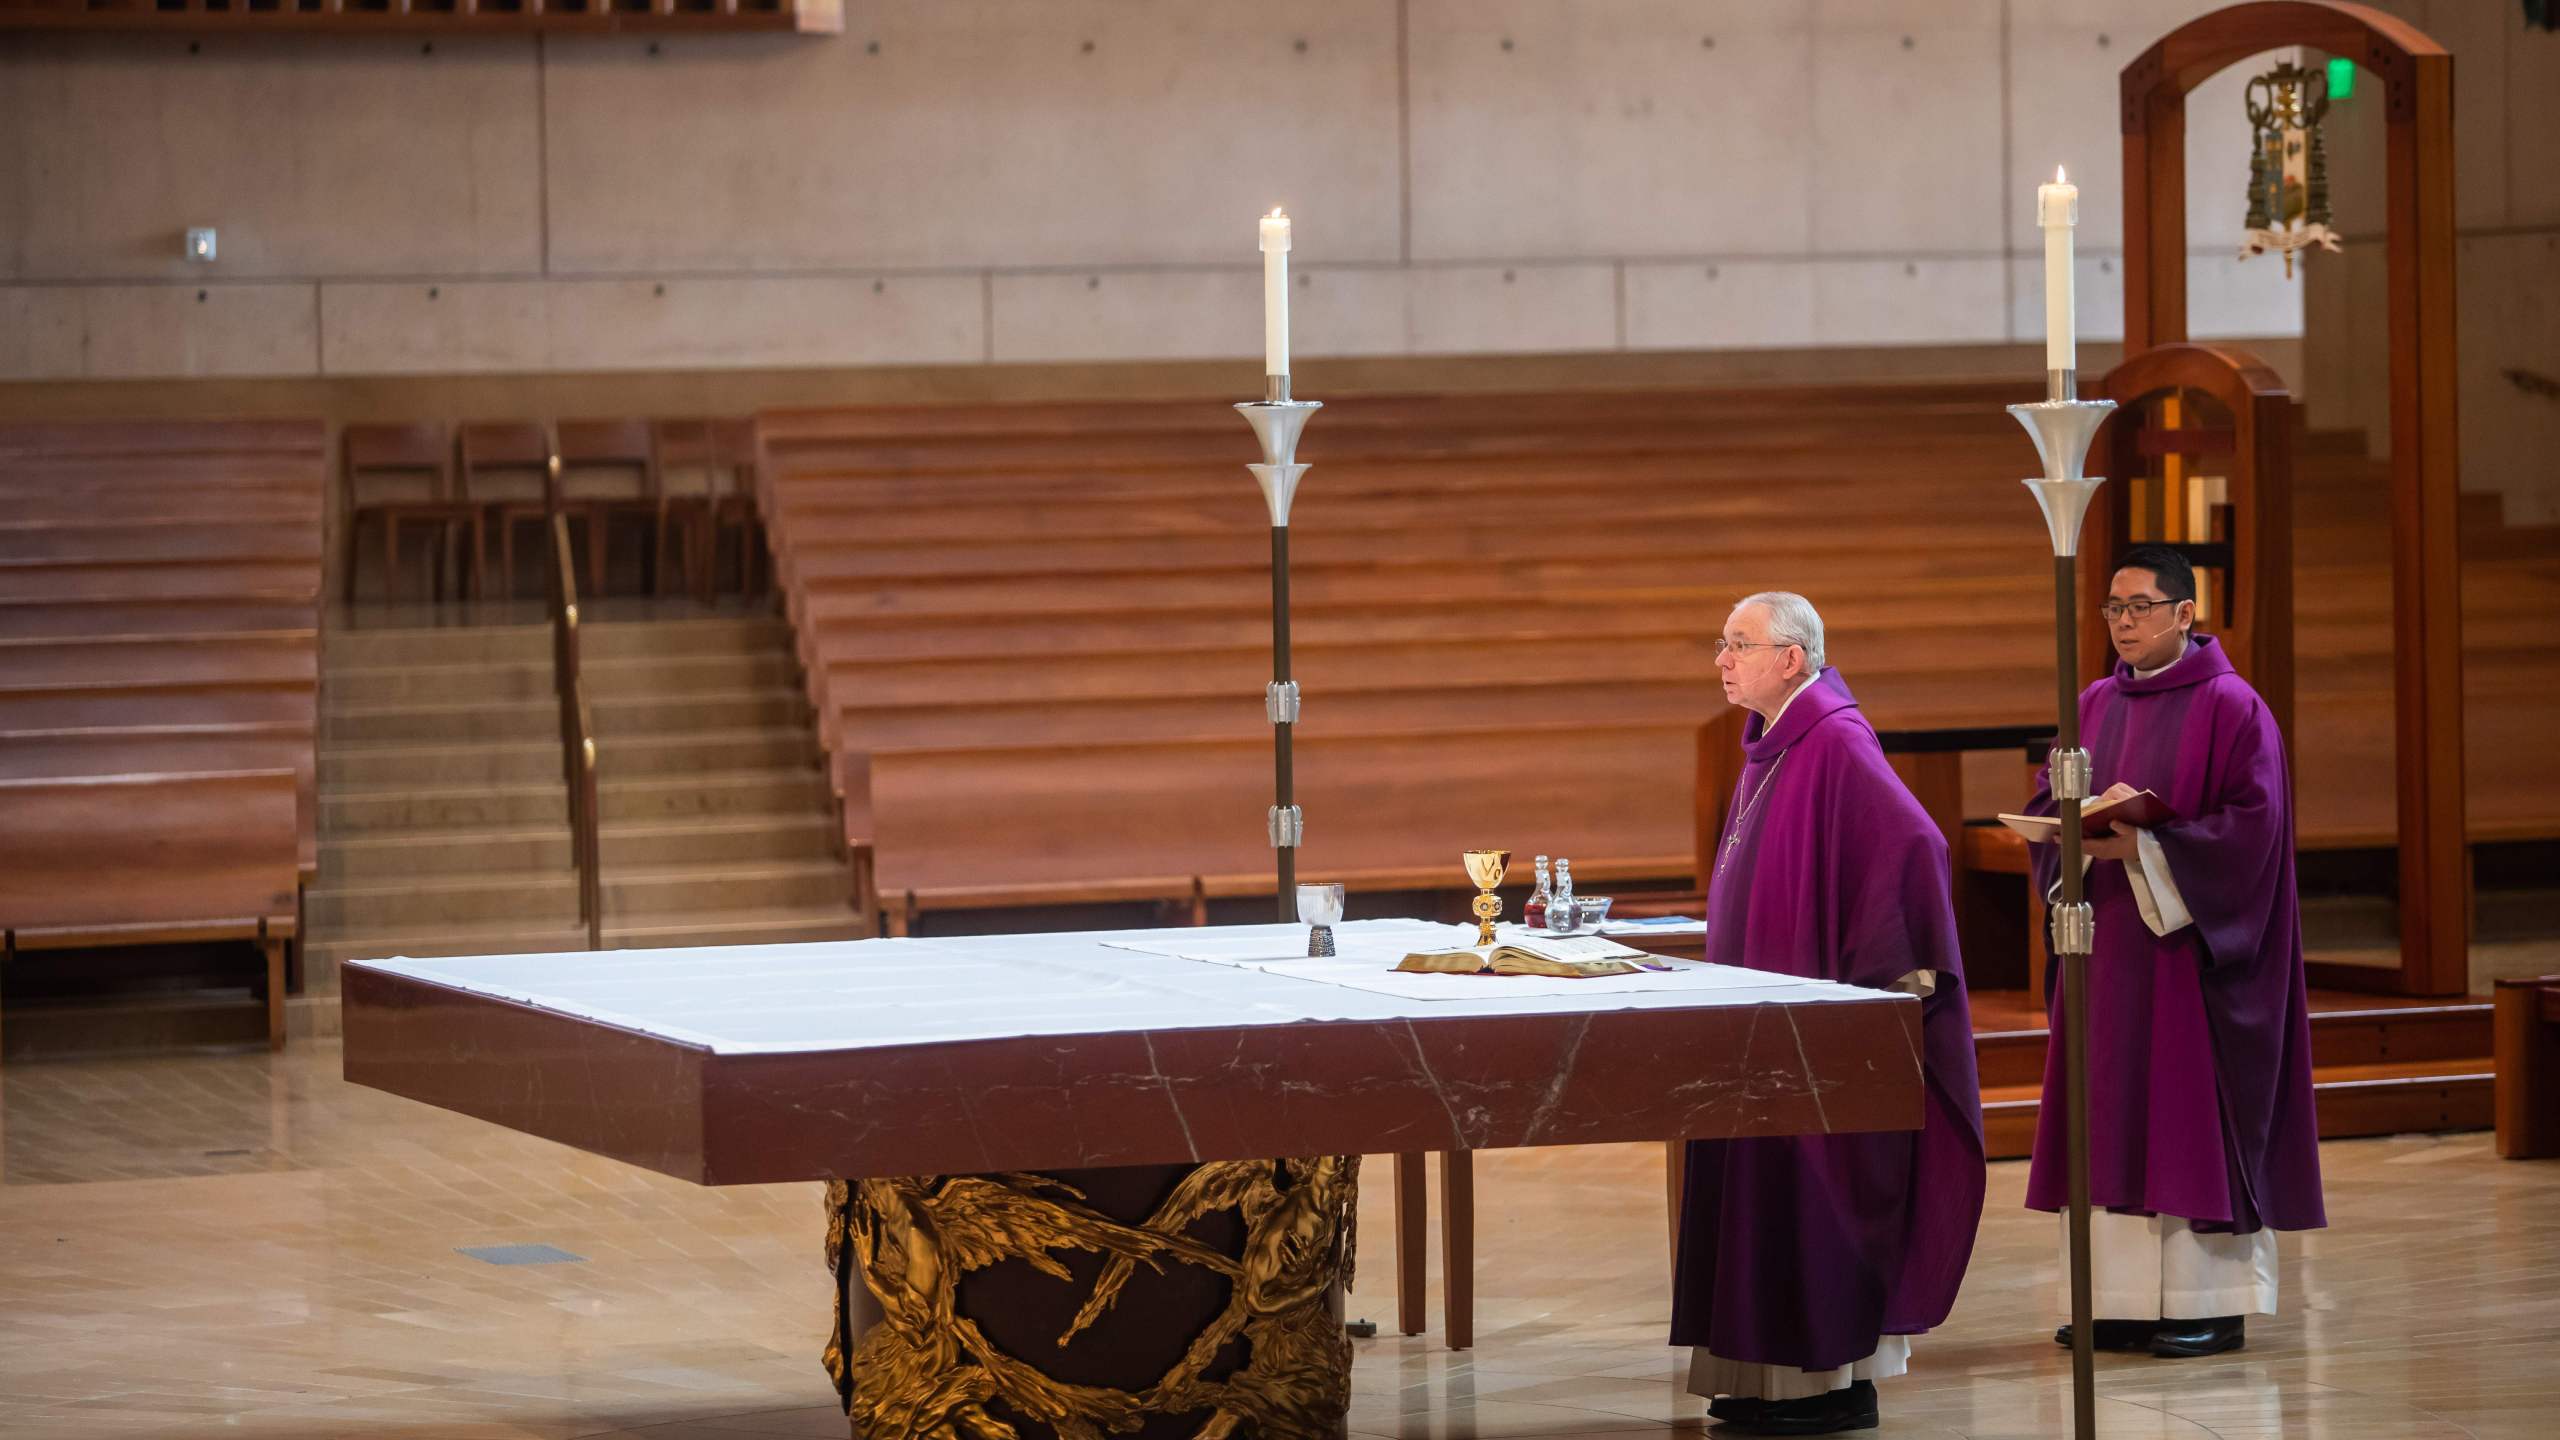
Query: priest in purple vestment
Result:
<box><xmin>2022</xmin><ymin>546</ymin><xmax>2325</xmax><ymax>1361</ymax></box>
<box><xmin>1669</xmin><ymin>592</ymin><xmax>1986</xmax><ymax>1437</ymax></box>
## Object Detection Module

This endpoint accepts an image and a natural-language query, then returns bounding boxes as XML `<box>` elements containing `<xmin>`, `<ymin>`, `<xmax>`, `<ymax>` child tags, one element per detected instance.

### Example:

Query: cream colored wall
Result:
<box><xmin>0</xmin><ymin>1</ymin><xmax>2303</xmax><ymax>384</ymax></box>
<box><xmin>2303</xmin><ymin>0</ymin><xmax>2560</xmax><ymax>525</ymax></box>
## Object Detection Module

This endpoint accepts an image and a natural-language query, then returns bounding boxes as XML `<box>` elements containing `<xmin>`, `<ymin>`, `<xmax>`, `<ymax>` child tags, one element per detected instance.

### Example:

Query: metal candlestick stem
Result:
<box><xmin>1238</xmin><ymin>375</ymin><xmax>1323</xmax><ymax>921</ymax></box>
<box><xmin>2008</xmin><ymin>367</ymin><xmax>2116</xmax><ymax>1440</ymax></box>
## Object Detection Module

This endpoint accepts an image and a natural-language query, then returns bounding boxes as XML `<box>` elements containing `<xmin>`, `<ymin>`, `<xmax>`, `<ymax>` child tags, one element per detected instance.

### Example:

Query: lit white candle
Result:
<box><xmin>2038</xmin><ymin>167</ymin><xmax>2077</xmax><ymax>382</ymax></box>
<box><xmin>1260</xmin><ymin>207</ymin><xmax>1291</xmax><ymax>379</ymax></box>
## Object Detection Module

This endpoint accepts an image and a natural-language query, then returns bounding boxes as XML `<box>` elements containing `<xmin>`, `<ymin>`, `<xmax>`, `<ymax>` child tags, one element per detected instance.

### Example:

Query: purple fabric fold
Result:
<box><xmin>2021</xmin><ymin>634</ymin><xmax>2326</xmax><ymax>1234</ymax></box>
<box><xmin>1668</xmin><ymin>669</ymin><xmax>1986</xmax><ymax>1371</ymax></box>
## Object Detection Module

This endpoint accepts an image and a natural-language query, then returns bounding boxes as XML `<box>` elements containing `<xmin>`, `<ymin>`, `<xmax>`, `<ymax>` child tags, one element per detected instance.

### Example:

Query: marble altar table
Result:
<box><xmin>343</xmin><ymin>919</ymin><xmax>1925</xmax><ymax>1440</ymax></box>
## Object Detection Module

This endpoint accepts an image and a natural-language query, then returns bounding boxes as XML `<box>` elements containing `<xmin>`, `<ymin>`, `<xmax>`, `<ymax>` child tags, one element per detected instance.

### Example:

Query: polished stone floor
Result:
<box><xmin>1</xmin><ymin>1045</ymin><xmax>2553</xmax><ymax>1439</ymax></box>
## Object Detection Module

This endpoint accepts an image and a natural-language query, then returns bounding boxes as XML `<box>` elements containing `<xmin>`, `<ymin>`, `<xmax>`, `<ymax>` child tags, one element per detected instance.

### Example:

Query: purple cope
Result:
<box><xmin>1670</xmin><ymin>668</ymin><xmax>1988</xmax><ymax>1371</ymax></box>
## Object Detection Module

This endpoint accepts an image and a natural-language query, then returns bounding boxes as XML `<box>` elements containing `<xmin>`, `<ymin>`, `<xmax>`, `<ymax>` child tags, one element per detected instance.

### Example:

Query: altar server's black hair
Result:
<box><xmin>2114</xmin><ymin>545</ymin><xmax>2196</xmax><ymax>604</ymax></box>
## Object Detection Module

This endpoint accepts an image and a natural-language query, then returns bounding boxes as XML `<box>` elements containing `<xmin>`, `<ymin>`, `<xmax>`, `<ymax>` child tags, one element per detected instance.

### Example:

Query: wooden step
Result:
<box><xmin>1972</xmin><ymin>988</ymin><xmax>2494</xmax><ymax>1159</ymax></box>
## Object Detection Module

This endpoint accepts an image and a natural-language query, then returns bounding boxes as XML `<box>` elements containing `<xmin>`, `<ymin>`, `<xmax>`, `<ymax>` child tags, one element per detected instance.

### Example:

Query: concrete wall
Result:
<box><xmin>2304</xmin><ymin>0</ymin><xmax>2560</xmax><ymax>524</ymax></box>
<box><xmin>0</xmin><ymin>1</ymin><xmax>2303</xmax><ymax>383</ymax></box>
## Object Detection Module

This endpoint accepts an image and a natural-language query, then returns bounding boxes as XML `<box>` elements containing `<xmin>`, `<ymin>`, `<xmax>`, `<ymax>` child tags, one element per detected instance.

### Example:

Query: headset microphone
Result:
<box><xmin>2117</xmin><ymin>604</ymin><xmax>2187</xmax><ymax>646</ymax></box>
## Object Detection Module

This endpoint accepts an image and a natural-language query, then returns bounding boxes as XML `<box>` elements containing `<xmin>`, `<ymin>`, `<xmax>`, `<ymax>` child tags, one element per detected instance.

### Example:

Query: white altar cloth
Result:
<box><xmin>346</xmin><ymin>919</ymin><xmax>1897</xmax><ymax>1057</ymax></box>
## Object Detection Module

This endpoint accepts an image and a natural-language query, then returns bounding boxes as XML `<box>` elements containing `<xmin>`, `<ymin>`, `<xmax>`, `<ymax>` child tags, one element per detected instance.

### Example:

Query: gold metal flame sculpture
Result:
<box><xmin>824</xmin><ymin>1155</ymin><xmax>1360</xmax><ymax>1440</ymax></box>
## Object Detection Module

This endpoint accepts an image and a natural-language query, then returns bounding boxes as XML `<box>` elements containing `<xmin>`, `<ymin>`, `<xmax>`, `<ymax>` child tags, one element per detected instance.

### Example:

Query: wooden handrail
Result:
<box><xmin>546</xmin><ymin>495</ymin><xmax>603</xmax><ymax>951</ymax></box>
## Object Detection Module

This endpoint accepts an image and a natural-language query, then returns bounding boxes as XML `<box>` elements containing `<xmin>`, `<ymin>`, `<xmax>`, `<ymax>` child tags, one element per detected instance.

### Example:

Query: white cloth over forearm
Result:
<box><xmin>2119</xmin><ymin>827</ymin><xmax>2193</xmax><ymax>937</ymax></box>
<box><xmin>2041</xmin><ymin>833</ymin><xmax>2192</xmax><ymax>939</ymax></box>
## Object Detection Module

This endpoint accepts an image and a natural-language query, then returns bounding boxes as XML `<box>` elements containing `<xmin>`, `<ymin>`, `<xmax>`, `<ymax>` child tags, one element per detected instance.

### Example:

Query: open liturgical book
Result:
<box><xmin>1395</xmin><ymin>933</ymin><xmax>1665</xmax><ymax>979</ymax></box>
<box><xmin>1997</xmin><ymin>788</ymin><xmax>2178</xmax><ymax>842</ymax></box>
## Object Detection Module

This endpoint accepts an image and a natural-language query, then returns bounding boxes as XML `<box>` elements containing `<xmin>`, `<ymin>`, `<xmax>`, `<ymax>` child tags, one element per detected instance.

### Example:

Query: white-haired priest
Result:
<box><xmin>1668</xmin><ymin>592</ymin><xmax>1987</xmax><ymax>1436</ymax></box>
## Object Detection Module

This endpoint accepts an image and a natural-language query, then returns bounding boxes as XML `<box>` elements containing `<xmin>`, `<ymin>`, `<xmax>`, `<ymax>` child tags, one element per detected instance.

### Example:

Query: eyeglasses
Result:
<box><xmin>2099</xmin><ymin>599</ymin><xmax>2182</xmax><ymax>622</ymax></box>
<box><xmin>1714</xmin><ymin>639</ymin><xmax>1795</xmax><ymax>656</ymax></box>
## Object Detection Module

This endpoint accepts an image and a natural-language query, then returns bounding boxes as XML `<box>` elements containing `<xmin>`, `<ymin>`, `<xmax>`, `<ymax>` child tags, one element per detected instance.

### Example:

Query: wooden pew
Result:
<box><xmin>866</xmin><ymin>722</ymin><xmax>1697</xmax><ymax>931</ymax></box>
<box><xmin>0</xmin><ymin>488</ymin><xmax>322</xmax><ymax>526</ymax></box>
<box><xmin>0</xmin><ymin>418</ymin><xmax>324</xmax><ymax>458</ymax></box>
<box><xmin>761</xmin><ymin>409</ymin><xmax>2026</xmax><ymax>479</ymax></box>
<box><xmin>0</xmin><ymin>679</ymin><xmax>318</xmax><ymax>732</ymax></box>
<box><xmin>0</xmin><ymin>723</ymin><xmax>320</xmax><ymax>878</ymax></box>
<box><xmin>0</xmin><ymin>417</ymin><xmax>330</xmax><ymax>1050</ymax></box>
<box><xmin>813</xmin><ymin>628</ymin><xmax>2052</xmax><ymax>751</ymax></box>
<box><xmin>0</xmin><ymin>521</ymin><xmax>323</xmax><ymax>566</ymax></box>
<box><xmin>2494</xmin><ymin>976</ymin><xmax>2560</xmax><ymax>1159</ymax></box>
<box><xmin>756</xmin><ymin>380</ymin><xmax>2031</xmax><ymax>450</ymax></box>
<box><xmin>788</xmin><ymin>548</ymin><xmax>2048</xmax><ymax>621</ymax></box>
<box><xmin>0</xmin><ymin>597</ymin><xmax>320</xmax><ymax>641</ymax></box>
<box><xmin>765</xmin><ymin>441</ymin><xmax>2029</xmax><ymax>508</ymax></box>
<box><xmin>0</xmin><ymin>770</ymin><xmax>300</xmax><ymax>1051</ymax></box>
<box><xmin>0</xmin><ymin>633</ymin><xmax>320</xmax><ymax>689</ymax></box>
<box><xmin>0</xmin><ymin>561</ymin><xmax>323</xmax><ymax>602</ymax></box>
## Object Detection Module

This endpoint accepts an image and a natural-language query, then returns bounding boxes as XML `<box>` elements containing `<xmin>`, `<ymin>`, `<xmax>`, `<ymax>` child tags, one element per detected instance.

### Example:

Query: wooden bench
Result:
<box><xmin>0</xmin><ymin>597</ymin><xmax>320</xmax><ymax>641</ymax></box>
<box><xmin>0</xmin><ymin>770</ymin><xmax>300</xmax><ymax>1052</ymax></box>
<box><xmin>0</xmin><ymin>521</ymin><xmax>323</xmax><ymax>566</ymax></box>
<box><xmin>760</xmin><ymin>411</ymin><xmax>2025</xmax><ymax>479</ymax></box>
<box><xmin>0</xmin><ymin>487</ymin><xmax>322</xmax><ymax>526</ymax></box>
<box><xmin>756</xmin><ymin>380</ymin><xmax>2029</xmax><ymax>447</ymax></box>
<box><xmin>0</xmin><ymin>417</ymin><xmax>331</xmax><ymax>1051</ymax></box>
<box><xmin>864</xmin><ymin>721</ymin><xmax>1698</xmax><ymax>932</ymax></box>
<box><xmin>758</xmin><ymin>386</ymin><xmax>2560</xmax><ymax>947</ymax></box>
<box><xmin>2494</xmin><ymin>975</ymin><xmax>2560</xmax><ymax>1159</ymax></box>
<box><xmin>0</xmin><ymin>633</ymin><xmax>320</xmax><ymax>689</ymax></box>
<box><xmin>0</xmin><ymin>561</ymin><xmax>323</xmax><ymax>603</ymax></box>
<box><xmin>0</xmin><ymin>418</ymin><xmax>325</xmax><ymax>457</ymax></box>
<box><xmin>0</xmin><ymin>723</ymin><xmax>320</xmax><ymax>878</ymax></box>
<box><xmin>0</xmin><ymin>677</ymin><xmax>319</xmax><ymax>732</ymax></box>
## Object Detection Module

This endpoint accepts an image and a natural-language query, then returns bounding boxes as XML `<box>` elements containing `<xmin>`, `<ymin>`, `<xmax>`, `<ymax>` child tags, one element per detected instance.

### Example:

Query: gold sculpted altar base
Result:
<box><xmin>825</xmin><ymin>1157</ymin><xmax>1361</xmax><ymax>1440</ymax></box>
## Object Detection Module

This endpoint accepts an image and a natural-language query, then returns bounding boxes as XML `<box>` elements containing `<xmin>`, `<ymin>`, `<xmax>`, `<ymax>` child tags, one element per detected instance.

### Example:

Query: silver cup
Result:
<box><xmin>1296</xmin><ymin>882</ymin><xmax>1346</xmax><ymax>956</ymax></box>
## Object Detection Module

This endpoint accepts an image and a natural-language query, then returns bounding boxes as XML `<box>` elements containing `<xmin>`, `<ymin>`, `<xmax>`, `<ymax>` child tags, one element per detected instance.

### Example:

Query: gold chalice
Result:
<box><xmin>1462</xmin><ymin>849</ymin><xmax>1512</xmax><ymax>946</ymax></box>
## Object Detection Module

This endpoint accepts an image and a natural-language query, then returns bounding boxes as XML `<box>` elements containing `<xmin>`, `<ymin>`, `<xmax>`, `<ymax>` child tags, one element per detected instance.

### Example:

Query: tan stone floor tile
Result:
<box><xmin>678</xmin><ymin>1406</ymin><xmax>873</xmax><ymax>1437</ymax></box>
<box><xmin>5</xmin><ymin>1048</ymin><xmax>2558</xmax><ymax>1439</ymax></box>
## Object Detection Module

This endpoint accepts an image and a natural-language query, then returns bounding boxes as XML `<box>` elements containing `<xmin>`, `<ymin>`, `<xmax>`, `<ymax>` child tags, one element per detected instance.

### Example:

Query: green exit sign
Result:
<box><xmin>2327</xmin><ymin>55</ymin><xmax>2356</xmax><ymax>99</ymax></box>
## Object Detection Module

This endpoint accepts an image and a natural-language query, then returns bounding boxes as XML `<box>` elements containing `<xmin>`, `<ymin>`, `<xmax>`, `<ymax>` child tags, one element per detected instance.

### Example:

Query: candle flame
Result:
<box><xmin>2056</xmin><ymin>166</ymin><xmax>2067</xmax><ymax>184</ymax></box>
<box><xmin>1269</xmin><ymin>207</ymin><xmax>1287</xmax><ymax>219</ymax></box>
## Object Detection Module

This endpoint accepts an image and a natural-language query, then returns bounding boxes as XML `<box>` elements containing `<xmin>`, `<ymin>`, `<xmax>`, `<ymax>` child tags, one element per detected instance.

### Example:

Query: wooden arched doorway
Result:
<box><xmin>2117</xmin><ymin>2</ymin><xmax>2465</xmax><ymax>996</ymax></box>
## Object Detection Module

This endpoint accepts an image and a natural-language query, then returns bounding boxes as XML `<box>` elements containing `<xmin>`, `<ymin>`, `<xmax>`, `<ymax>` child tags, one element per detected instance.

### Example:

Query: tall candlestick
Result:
<box><xmin>1260</xmin><ymin>208</ymin><xmax>1291</xmax><ymax>381</ymax></box>
<box><xmin>2038</xmin><ymin>167</ymin><xmax>2078</xmax><ymax>395</ymax></box>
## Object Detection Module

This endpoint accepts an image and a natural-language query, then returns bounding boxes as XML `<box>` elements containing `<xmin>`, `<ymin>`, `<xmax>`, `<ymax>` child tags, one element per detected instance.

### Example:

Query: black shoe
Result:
<box><xmin>1707</xmin><ymin>1394</ymin><xmax>1767</xmax><ymax>1424</ymax></box>
<box><xmin>2054</xmin><ymin>1319</ymin><xmax>2158</xmax><ymax>1352</ymax></box>
<box><xmin>1733</xmin><ymin>1379</ymin><xmax>1878</xmax><ymax>1435</ymax></box>
<box><xmin>2149</xmin><ymin>1315</ymin><xmax>2245</xmax><ymax>1358</ymax></box>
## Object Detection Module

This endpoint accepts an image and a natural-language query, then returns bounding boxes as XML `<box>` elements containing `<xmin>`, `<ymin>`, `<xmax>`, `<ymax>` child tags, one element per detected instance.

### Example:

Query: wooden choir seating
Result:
<box><xmin>758</xmin><ymin>383</ymin><xmax>2057</xmax><ymax>930</ymax></box>
<box><xmin>759</xmin><ymin>378</ymin><xmax>2560</xmax><ymax>936</ymax></box>
<box><xmin>0</xmin><ymin>773</ymin><xmax>299</xmax><ymax>1052</ymax></box>
<box><xmin>343</xmin><ymin>417</ymin><xmax>762</xmax><ymax>603</ymax></box>
<box><xmin>0</xmin><ymin>419</ymin><xmax>326</xmax><ymax>1052</ymax></box>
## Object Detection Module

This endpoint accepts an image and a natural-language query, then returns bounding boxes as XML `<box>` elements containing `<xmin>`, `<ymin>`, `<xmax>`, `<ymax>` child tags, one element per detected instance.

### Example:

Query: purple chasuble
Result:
<box><xmin>1668</xmin><ymin>669</ymin><xmax>1986</xmax><ymax>1371</ymax></box>
<box><xmin>2022</xmin><ymin>634</ymin><xmax>2325</xmax><ymax>1234</ymax></box>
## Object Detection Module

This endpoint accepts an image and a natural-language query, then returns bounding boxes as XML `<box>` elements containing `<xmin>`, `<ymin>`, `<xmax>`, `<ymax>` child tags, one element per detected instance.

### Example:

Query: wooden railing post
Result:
<box><xmin>547</xmin><ymin>502</ymin><xmax>604</xmax><ymax>951</ymax></box>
